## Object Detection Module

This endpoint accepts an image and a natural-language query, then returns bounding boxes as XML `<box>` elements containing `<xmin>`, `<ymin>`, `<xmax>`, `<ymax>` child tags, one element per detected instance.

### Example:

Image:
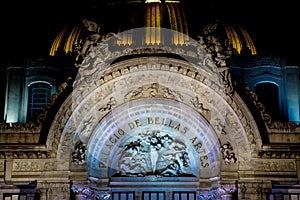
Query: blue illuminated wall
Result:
<box><xmin>2</xmin><ymin>59</ymin><xmax>70</xmax><ymax>123</ymax></box>
<box><xmin>229</xmin><ymin>56</ymin><xmax>300</xmax><ymax>123</ymax></box>
<box><xmin>4</xmin><ymin>66</ymin><xmax>24</xmax><ymax>123</ymax></box>
<box><xmin>284</xmin><ymin>66</ymin><xmax>300</xmax><ymax>123</ymax></box>
<box><xmin>1</xmin><ymin>55</ymin><xmax>299</xmax><ymax>124</ymax></box>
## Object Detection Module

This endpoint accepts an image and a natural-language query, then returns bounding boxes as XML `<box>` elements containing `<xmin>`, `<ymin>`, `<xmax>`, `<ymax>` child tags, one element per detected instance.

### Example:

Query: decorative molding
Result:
<box><xmin>0</xmin><ymin>151</ymin><xmax>54</xmax><ymax>159</ymax></box>
<box><xmin>0</xmin><ymin>122</ymin><xmax>40</xmax><ymax>133</ymax></box>
<box><xmin>37</xmin><ymin>182</ymin><xmax>69</xmax><ymax>192</ymax></box>
<box><xmin>257</xmin><ymin>150</ymin><xmax>300</xmax><ymax>159</ymax></box>
<box><xmin>13</xmin><ymin>160</ymin><xmax>56</xmax><ymax>171</ymax></box>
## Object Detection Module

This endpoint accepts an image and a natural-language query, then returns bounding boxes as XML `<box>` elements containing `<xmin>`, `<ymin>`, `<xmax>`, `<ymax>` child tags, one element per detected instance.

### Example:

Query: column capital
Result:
<box><xmin>71</xmin><ymin>181</ymin><xmax>92</xmax><ymax>196</ymax></box>
<box><xmin>217</xmin><ymin>182</ymin><xmax>237</xmax><ymax>194</ymax></box>
<box><xmin>71</xmin><ymin>181</ymin><xmax>112</xmax><ymax>199</ymax></box>
<box><xmin>197</xmin><ymin>183</ymin><xmax>237</xmax><ymax>200</ymax></box>
<box><xmin>94</xmin><ymin>191</ymin><xmax>111</xmax><ymax>200</ymax></box>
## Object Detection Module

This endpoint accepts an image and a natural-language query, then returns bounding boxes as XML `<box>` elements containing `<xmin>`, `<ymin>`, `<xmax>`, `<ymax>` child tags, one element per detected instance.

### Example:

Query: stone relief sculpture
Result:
<box><xmin>220</xmin><ymin>142</ymin><xmax>237</xmax><ymax>165</ymax></box>
<box><xmin>117</xmin><ymin>130</ymin><xmax>193</xmax><ymax>177</ymax></box>
<box><xmin>190</xmin><ymin>96</ymin><xmax>210</xmax><ymax>115</ymax></box>
<box><xmin>75</xmin><ymin>18</ymin><xmax>118</xmax><ymax>64</ymax></box>
<box><xmin>124</xmin><ymin>82</ymin><xmax>183</xmax><ymax>101</ymax></box>
<box><xmin>78</xmin><ymin>115</ymin><xmax>96</xmax><ymax>138</ymax></box>
<box><xmin>98</xmin><ymin>97</ymin><xmax>117</xmax><ymax>112</ymax></box>
<box><xmin>73</xmin><ymin>18</ymin><xmax>120</xmax><ymax>88</ymax></box>
<box><xmin>72</xmin><ymin>141</ymin><xmax>87</xmax><ymax>165</ymax></box>
<box><xmin>201</xmin><ymin>21</ymin><xmax>236</xmax><ymax>94</ymax></box>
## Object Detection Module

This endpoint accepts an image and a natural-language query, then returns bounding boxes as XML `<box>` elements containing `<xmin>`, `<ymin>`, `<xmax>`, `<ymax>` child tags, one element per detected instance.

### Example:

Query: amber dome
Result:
<box><xmin>202</xmin><ymin>20</ymin><xmax>257</xmax><ymax>55</ymax></box>
<box><xmin>49</xmin><ymin>1</ymin><xmax>256</xmax><ymax>57</ymax></box>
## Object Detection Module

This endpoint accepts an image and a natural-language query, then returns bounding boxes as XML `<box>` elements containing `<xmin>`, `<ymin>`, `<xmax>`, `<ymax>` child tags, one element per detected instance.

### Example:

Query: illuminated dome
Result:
<box><xmin>50</xmin><ymin>0</ymin><xmax>189</xmax><ymax>56</ymax></box>
<box><xmin>202</xmin><ymin>20</ymin><xmax>257</xmax><ymax>55</ymax></box>
<box><xmin>49</xmin><ymin>1</ymin><xmax>256</xmax><ymax>57</ymax></box>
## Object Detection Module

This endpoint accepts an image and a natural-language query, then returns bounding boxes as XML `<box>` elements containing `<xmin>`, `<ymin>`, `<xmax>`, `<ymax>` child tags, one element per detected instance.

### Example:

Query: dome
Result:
<box><xmin>49</xmin><ymin>1</ymin><xmax>256</xmax><ymax>57</ymax></box>
<box><xmin>50</xmin><ymin>1</ymin><xmax>189</xmax><ymax>56</ymax></box>
<box><xmin>203</xmin><ymin>20</ymin><xmax>257</xmax><ymax>55</ymax></box>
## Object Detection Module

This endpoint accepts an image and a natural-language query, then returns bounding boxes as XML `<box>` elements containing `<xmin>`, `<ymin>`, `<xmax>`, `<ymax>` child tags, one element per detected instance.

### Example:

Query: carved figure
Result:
<box><xmin>220</xmin><ymin>142</ymin><xmax>237</xmax><ymax>165</ymax></box>
<box><xmin>118</xmin><ymin>130</ymin><xmax>193</xmax><ymax>177</ymax></box>
<box><xmin>72</xmin><ymin>142</ymin><xmax>87</xmax><ymax>165</ymax></box>
<box><xmin>160</xmin><ymin>160</ymin><xmax>181</xmax><ymax>176</ymax></box>
<box><xmin>73</xmin><ymin>19</ymin><xmax>120</xmax><ymax>88</ymax></box>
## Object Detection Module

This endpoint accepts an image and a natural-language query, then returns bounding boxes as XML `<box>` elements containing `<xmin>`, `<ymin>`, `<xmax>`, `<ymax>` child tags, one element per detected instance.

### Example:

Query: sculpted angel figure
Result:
<box><xmin>73</xmin><ymin>18</ymin><xmax>120</xmax><ymax>87</ymax></box>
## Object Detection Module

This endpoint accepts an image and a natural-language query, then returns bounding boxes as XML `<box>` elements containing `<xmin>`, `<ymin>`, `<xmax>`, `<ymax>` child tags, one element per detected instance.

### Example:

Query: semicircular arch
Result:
<box><xmin>49</xmin><ymin>56</ymin><xmax>262</xmax><ymax>182</ymax></box>
<box><xmin>46</xmin><ymin>28</ymin><xmax>263</xmax><ymax>186</ymax></box>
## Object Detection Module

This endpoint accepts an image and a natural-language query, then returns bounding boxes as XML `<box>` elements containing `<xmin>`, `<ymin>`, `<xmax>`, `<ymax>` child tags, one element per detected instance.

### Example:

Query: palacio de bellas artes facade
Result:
<box><xmin>1</xmin><ymin>1</ymin><xmax>300</xmax><ymax>200</ymax></box>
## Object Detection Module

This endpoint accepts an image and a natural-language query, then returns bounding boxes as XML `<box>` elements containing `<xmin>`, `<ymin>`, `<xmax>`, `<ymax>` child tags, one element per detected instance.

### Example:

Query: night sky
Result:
<box><xmin>1</xmin><ymin>1</ymin><xmax>299</xmax><ymax>65</ymax></box>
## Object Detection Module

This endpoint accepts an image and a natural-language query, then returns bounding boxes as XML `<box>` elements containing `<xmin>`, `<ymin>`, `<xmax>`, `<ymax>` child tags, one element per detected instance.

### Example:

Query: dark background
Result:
<box><xmin>1</xmin><ymin>1</ymin><xmax>299</xmax><ymax>65</ymax></box>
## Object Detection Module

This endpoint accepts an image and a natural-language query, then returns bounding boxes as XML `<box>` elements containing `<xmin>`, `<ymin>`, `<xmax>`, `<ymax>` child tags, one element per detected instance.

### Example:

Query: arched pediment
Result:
<box><xmin>50</xmin><ymin>57</ymin><xmax>261</xmax><ymax>178</ymax></box>
<box><xmin>46</xmin><ymin>29</ymin><xmax>262</xmax><ymax>188</ymax></box>
<box><xmin>87</xmin><ymin>99</ymin><xmax>220</xmax><ymax>179</ymax></box>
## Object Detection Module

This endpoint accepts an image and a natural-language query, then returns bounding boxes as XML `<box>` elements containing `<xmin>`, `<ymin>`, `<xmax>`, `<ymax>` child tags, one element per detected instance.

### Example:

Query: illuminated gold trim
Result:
<box><xmin>145</xmin><ymin>4</ymin><xmax>151</xmax><ymax>44</ymax></box>
<box><xmin>165</xmin><ymin>0</ymin><xmax>180</xmax><ymax>2</ymax></box>
<box><xmin>155</xmin><ymin>3</ymin><xmax>161</xmax><ymax>44</ymax></box>
<box><xmin>145</xmin><ymin>0</ymin><xmax>161</xmax><ymax>3</ymax></box>
<box><xmin>239</xmin><ymin>26</ymin><xmax>257</xmax><ymax>55</ymax></box>
<box><xmin>49</xmin><ymin>27</ymin><xmax>67</xmax><ymax>56</ymax></box>
<box><xmin>174</xmin><ymin>3</ymin><xmax>188</xmax><ymax>44</ymax></box>
<box><xmin>151</xmin><ymin>3</ymin><xmax>156</xmax><ymax>43</ymax></box>
<box><xmin>50</xmin><ymin>1</ymin><xmax>190</xmax><ymax>52</ymax></box>
<box><xmin>167</xmin><ymin>3</ymin><xmax>178</xmax><ymax>44</ymax></box>
<box><xmin>166</xmin><ymin>3</ymin><xmax>187</xmax><ymax>45</ymax></box>
<box><xmin>180</xmin><ymin>4</ymin><xmax>189</xmax><ymax>41</ymax></box>
<box><xmin>49</xmin><ymin>25</ymin><xmax>83</xmax><ymax>56</ymax></box>
<box><xmin>224</xmin><ymin>24</ymin><xmax>242</xmax><ymax>54</ymax></box>
<box><xmin>223</xmin><ymin>23</ymin><xmax>257</xmax><ymax>55</ymax></box>
<box><xmin>145</xmin><ymin>3</ymin><xmax>162</xmax><ymax>45</ymax></box>
<box><xmin>64</xmin><ymin>26</ymin><xmax>81</xmax><ymax>54</ymax></box>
